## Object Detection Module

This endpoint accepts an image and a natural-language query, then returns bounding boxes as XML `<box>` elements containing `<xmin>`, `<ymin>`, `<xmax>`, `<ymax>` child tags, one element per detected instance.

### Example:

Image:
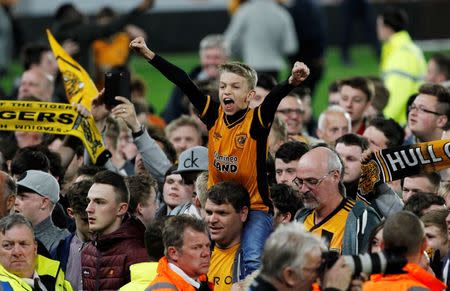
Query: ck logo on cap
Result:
<box><xmin>183</xmin><ymin>151</ymin><xmax>199</xmax><ymax>168</ymax></box>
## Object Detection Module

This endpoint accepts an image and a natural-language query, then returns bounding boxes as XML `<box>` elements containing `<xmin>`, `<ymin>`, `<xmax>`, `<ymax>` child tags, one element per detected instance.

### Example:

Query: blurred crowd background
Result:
<box><xmin>1</xmin><ymin>0</ymin><xmax>449</xmax><ymax>117</ymax></box>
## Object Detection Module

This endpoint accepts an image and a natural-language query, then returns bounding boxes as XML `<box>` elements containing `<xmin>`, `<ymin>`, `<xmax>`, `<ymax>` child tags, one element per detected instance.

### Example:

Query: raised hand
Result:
<box><xmin>111</xmin><ymin>96</ymin><xmax>141</xmax><ymax>133</ymax></box>
<box><xmin>130</xmin><ymin>37</ymin><xmax>155</xmax><ymax>61</ymax></box>
<box><xmin>288</xmin><ymin>61</ymin><xmax>310</xmax><ymax>86</ymax></box>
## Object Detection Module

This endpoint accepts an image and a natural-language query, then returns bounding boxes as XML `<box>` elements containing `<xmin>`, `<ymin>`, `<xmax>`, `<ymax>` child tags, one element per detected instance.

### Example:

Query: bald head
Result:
<box><xmin>296</xmin><ymin>147</ymin><xmax>344</xmax><ymax>212</ymax></box>
<box><xmin>298</xmin><ymin>147</ymin><xmax>342</xmax><ymax>175</ymax></box>
<box><xmin>317</xmin><ymin>106</ymin><xmax>352</xmax><ymax>145</ymax></box>
<box><xmin>299</xmin><ymin>147</ymin><xmax>329</xmax><ymax>173</ymax></box>
<box><xmin>18</xmin><ymin>68</ymin><xmax>54</xmax><ymax>101</ymax></box>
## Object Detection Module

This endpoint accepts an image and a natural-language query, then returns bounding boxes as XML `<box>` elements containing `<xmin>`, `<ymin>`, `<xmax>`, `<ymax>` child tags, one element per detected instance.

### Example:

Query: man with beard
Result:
<box><xmin>294</xmin><ymin>146</ymin><xmax>380</xmax><ymax>254</ymax></box>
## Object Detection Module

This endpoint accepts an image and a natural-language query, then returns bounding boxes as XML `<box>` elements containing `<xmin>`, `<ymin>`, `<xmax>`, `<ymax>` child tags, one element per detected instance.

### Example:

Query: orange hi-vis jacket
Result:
<box><xmin>145</xmin><ymin>257</ymin><xmax>213</xmax><ymax>291</ymax></box>
<box><xmin>363</xmin><ymin>263</ymin><xmax>446</xmax><ymax>291</ymax></box>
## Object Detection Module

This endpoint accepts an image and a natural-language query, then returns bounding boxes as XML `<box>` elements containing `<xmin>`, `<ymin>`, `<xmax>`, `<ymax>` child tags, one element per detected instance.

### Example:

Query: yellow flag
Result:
<box><xmin>46</xmin><ymin>29</ymin><xmax>98</xmax><ymax>110</ymax></box>
<box><xmin>0</xmin><ymin>100</ymin><xmax>107</xmax><ymax>164</ymax></box>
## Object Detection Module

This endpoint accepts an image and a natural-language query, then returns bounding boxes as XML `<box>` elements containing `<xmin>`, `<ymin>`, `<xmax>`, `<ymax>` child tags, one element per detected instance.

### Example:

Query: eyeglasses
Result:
<box><xmin>408</xmin><ymin>104</ymin><xmax>443</xmax><ymax>116</ymax></box>
<box><xmin>292</xmin><ymin>172</ymin><xmax>332</xmax><ymax>189</ymax></box>
<box><xmin>276</xmin><ymin>108</ymin><xmax>304</xmax><ymax>115</ymax></box>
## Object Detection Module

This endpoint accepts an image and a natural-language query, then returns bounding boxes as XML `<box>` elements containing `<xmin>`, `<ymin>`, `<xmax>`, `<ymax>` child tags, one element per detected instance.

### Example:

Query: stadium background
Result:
<box><xmin>1</xmin><ymin>0</ymin><xmax>449</xmax><ymax>117</ymax></box>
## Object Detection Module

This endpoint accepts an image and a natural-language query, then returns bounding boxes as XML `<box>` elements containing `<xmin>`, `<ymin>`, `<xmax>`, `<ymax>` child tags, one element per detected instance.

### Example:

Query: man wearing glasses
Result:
<box><xmin>276</xmin><ymin>94</ymin><xmax>318</xmax><ymax>145</ymax></box>
<box><xmin>407</xmin><ymin>83</ymin><xmax>450</xmax><ymax>144</ymax></box>
<box><xmin>294</xmin><ymin>146</ymin><xmax>380</xmax><ymax>255</ymax></box>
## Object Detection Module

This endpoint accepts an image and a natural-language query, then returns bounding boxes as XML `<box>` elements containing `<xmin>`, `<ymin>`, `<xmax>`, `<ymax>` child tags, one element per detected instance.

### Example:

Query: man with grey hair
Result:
<box><xmin>162</xmin><ymin>34</ymin><xmax>229</xmax><ymax>122</ymax></box>
<box><xmin>0</xmin><ymin>213</ymin><xmax>72</xmax><ymax>290</ymax></box>
<box><xmin>294</xmin><ymin>146</ymin><xmax>380</xmax><ymax>255</ymax></box>
<box><xmin>198</xmin><ymin>34</ymin><xmax>230</xmax><ymax>80</ymax></box>
<box><xmin>249</xmin><ymin>223</ymin><xmax>352</xmax><ymax>291</ymax></box>
<box><xmin>18</xmin><ymin>67</ymin><xmax>55</xmax><ymax>102</ymax></box>
<box><xmin>316</xmin><ymin>105</ymin><xmax>352</xmax><ymax>146</ymax></box>
<box><xmin>145</xmin><ymin>215</ymin><xmax>213</xmax><ymax>291</ymax></box>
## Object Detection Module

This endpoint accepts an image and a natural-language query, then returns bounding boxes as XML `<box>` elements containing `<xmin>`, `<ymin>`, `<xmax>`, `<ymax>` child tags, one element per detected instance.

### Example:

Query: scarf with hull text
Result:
<box><xmin>359</xmin><ymin>139</ymin><xmax>450</xmax><ymax>198</ymax></box>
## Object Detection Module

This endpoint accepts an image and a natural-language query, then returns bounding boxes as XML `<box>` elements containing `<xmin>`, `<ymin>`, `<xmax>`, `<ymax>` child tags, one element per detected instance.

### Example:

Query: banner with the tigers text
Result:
<box><xmin>47</xmin><ymin>30</ymin><xmax>98</xmax><ymax>110</ymax></box>
<box><xmin>0</xmin><ymin>100</ymin><xmax>106</xmax><ymax>164</ymax></box>
<box><xmin>359</xmin><ymin>139</ymin><xmax>450</xmax><ymax>196</ymax></box>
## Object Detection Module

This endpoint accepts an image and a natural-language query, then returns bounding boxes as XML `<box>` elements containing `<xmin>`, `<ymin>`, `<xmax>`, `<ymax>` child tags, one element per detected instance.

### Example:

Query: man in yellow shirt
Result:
<box><xmin>205</xmin><ymin>181</ymin><xmax>250</xmax><ymax>290</ymax></box>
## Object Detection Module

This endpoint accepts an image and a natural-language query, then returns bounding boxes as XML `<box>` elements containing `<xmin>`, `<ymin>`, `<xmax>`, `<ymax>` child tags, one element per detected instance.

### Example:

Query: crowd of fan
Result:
<box><xmin>0</xmin><ymin>0</ymin><xmax>450</xmax><ymax>290</ymax></box>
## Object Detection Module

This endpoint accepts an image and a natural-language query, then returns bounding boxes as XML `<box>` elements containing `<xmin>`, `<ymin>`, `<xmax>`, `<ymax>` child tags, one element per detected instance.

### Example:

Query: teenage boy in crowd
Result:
<box><xmin>82</xmin><ymin>170</ymin><xmax>148</xmax><ymax>290</ymax></box>
<box><xmin>274</xmin><ymin>141</ymin><xmax>309</xmax><ymax>187</ymax></box>
<box><xmin>130</xmin><ymin>36</ymin><xmax>309</xmax><ymax>275</ymax></box>
<box><xmin>52</xmin><ymin>179</ymin><xmax>93</xmax><ymax>291</ymax></box>
<box><xmin>339</xmin><ymin>77</ymin><xmax>374</xmax><ymax>135</ymax></box>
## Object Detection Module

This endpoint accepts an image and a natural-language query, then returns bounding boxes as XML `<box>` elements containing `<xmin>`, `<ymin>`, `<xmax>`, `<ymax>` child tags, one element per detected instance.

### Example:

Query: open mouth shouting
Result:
<box><xmin>222</xmin><ymin>97</ymin><xmax>235</xmax><ymax>112</ymax></box>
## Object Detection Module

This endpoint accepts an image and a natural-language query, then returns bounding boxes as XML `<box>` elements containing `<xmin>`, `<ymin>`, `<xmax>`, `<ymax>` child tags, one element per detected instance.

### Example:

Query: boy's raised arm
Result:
<box><xmin>289</xmin><ymin>61</ymin><xmax>310</xmax><ymax>87</ymax></box>
<box><xmin>130</xmin><ymin>36</ymin><xmax>156</xmax><ymax>61</ymax></box>
<box><xmin>258</xmin><ymin>61</ymin><xmax>310</xmax><ymax>127</ymax></box>
<box><xmin>130</xmin><ymin>37</ymin><xmax>209</xmax><ymax>113</ymax></box>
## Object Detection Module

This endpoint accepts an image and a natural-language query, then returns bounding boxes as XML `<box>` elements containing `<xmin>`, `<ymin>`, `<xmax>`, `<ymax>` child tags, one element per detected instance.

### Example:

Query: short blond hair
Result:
<box><xmin>219</xmin><ymin>62</ymin><xmax>258</xmax><ymax>90</ymax></box>
<box><xmin>438</xmin><ymin>181</ymin><xmax>450</xmax><ymax>199</ymax></box>
<box><xmin>195</xmin><ymin>171</ymin><xmax>209</xmax><ymax>208</ymax></box>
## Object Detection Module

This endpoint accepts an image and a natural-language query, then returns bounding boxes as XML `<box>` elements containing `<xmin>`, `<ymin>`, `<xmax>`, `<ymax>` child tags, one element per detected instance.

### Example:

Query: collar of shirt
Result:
<box><xmin>22</xmin><ymin>272</ymin><xmax>48</xmax><ymax>291</ymax></box>
<box><xmin>168</xmin><ymin>262</ymin><xmax>200</xmax><ymax>288</ymax></box>
<box><xmin>443</xmin><ymin>258</ymin><xmax>449</xmax><ymax>284</ymax></box>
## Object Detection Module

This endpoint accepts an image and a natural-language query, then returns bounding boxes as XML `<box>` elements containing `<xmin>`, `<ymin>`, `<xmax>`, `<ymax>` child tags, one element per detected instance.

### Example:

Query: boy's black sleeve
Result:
<box><xmin>252</xmin><ymin>80</ymin><xmax>294</xmax><ymax>135</ymax></box>
<box><xmin>149</xmin><ymin>55</ymin><xmax>208</xmax><ymax>114</ymax></box>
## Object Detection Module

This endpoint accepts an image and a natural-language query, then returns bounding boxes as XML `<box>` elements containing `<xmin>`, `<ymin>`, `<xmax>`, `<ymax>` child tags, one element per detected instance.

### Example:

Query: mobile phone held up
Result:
<box><xmin>104</xmin><ymin>69</ymin><xmax>131</xmax><ymax>110</ymax></box>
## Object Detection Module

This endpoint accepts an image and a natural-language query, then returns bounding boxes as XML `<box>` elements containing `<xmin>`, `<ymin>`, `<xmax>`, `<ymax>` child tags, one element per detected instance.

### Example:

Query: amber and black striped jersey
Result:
<box><xmin>206</xmin><ymin>106</ymin><xmax>269</xmax><ymax>211</ymax></box>
<box><xmin>304</xmin><ymin>198</ymin><xmax>355</xmax><ymax>253</ymax></box>
<box><xmin>149</xmin><ymin>55</ymin><xmax>294</xmax><ymax>211</ymax></box>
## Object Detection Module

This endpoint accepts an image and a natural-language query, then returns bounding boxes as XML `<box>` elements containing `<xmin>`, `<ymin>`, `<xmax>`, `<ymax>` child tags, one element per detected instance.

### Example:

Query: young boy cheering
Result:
<box><xmin>130</xmin><ymin>37</ymin><xmax>309</xmax><ymax>275</ymax></box>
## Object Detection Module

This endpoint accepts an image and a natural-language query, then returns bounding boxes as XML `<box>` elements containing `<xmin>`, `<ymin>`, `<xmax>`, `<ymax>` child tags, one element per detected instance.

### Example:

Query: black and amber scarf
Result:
<box><xmin>359</xmin><ymin>139</ymin><xmax>450</xmax><ymax>197</ymax></box>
